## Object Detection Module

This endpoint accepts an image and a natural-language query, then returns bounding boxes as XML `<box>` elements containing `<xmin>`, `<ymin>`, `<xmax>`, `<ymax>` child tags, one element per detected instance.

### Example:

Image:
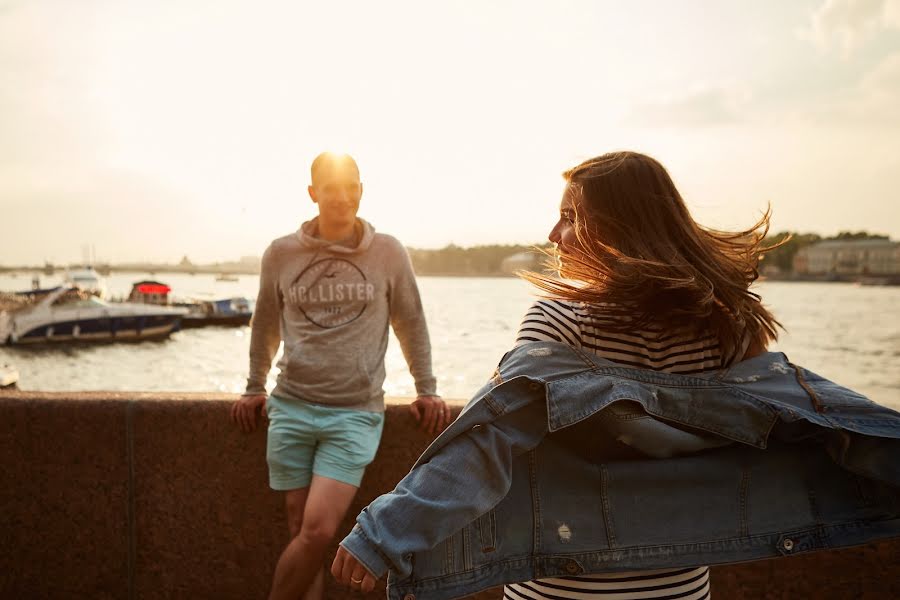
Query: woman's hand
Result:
<box><xmin>331</xmin><ymin>545</ymin><xmax>377</xmax><ymax>593</ymax></box>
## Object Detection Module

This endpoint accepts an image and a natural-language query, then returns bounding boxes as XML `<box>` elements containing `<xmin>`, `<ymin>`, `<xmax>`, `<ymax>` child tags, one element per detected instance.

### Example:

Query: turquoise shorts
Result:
<box><xmin>265</xmin><ymin>394</ymin><xmax>385</xmax><ymax>490</ymax></box>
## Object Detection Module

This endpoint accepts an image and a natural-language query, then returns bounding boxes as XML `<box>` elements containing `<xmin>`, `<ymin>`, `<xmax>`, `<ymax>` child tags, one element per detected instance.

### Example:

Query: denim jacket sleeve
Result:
<box><xmin>340</xmin><ymin>398</ymin><xmax>548</xmax><ymax>580</ymax></box>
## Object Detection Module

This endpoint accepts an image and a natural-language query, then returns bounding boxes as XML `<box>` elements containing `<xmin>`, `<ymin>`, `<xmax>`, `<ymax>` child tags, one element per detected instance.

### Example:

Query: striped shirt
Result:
<box><xmin>507</xmin><ymin>298</ymin><xmax>723</xmax><ymax>600</ymax></box>
<box><xmin>505</xmin><ymin>568</ymin><xmax>711</xmax><ymax>600</ymax></box>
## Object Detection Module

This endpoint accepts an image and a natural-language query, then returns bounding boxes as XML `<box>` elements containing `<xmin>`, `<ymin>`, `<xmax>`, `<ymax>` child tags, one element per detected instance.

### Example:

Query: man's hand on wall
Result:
<box><xmin>410</xmin><ymin>395</ymin><xmax>452</xmax><ymax>435</ymax></box>
<box><xmin>231</xmin><ymin>393</ymin><xmax>267</xmax><ymax>433</ymax></box>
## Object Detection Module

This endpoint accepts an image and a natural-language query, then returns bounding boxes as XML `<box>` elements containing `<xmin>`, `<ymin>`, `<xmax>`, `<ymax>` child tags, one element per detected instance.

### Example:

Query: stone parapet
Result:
<box><xmin>0</xmin><ymin>391</ymin><xmax>897</xmax><ymax>599</ymax></box>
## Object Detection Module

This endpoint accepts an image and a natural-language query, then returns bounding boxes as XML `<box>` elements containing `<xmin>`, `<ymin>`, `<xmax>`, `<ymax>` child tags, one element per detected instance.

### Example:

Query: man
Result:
<box><xmin>231</xmin><ymin>152</ymin><xmax>451</xmax><ymax>600</ymax></box>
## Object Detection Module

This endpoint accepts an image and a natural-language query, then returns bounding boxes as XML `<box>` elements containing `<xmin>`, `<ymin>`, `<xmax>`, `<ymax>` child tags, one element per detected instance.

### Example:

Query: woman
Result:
<box><xmin>342</xmin><ymin>151</ymin><xmax>775</xmax><ymax>597</ymax></box>
<box><xmin>332</xmin><ymin>153</ymin><xmax>899</xmax><ymax>599</ymax></box>
<box><xmin>503</xmin><ymin>150</ymin><xmax>779</xmax><ymax>600</ymax></box>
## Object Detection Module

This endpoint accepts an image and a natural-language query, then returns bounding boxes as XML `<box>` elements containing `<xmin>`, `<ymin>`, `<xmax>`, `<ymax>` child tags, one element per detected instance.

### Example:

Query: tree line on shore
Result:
<box><xmin>0</xmin><ymin>231</ymin><xmax>888</xmax><ymax>278</ymax></box>
<box><xmin>407</xmin><ymin>231</ymin><xmax>890</xmax><ymax>276</ymax></box>
<box><xmin>407</xmin><ymin>244</ymin><xmax>551</xmax><ymax>276</ymax></box>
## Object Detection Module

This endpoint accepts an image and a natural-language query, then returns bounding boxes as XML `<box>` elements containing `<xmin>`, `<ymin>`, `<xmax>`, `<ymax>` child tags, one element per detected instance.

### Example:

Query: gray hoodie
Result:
<box><xmin>245</xmin><ymin>217</ymin><xmax>437</xmax><ymax>412</ymax></box>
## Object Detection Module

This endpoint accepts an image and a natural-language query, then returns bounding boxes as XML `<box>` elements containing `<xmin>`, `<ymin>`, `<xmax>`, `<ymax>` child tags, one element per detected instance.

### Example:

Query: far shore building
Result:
<box><xmin>793</xmin><ymin>239</ymin><xmax>900</xmax><ymax>276</ymax></box>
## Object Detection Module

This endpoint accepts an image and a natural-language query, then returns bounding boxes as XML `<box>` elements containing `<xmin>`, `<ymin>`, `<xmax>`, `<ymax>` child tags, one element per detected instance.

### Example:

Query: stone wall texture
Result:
<box><xmin>0</xmin><ymin>391</ymin><xmax>897</xmax><ymax>599</ymax></box>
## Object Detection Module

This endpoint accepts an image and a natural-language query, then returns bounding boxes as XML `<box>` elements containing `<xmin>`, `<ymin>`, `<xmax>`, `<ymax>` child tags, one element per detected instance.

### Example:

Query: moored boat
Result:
<box><xmin>181</xmin><ymin>297</ymin><xmax>252</xmax><ymax>328</ymax></box>
<box><xmin>0</xmin><ymin>364</ymin><xmax>18</xmax><ymax>389</ymax></box>
<box><xmin>64</xmin><ymin>266</ymin><xmax>107</xmax><ymax>298</ymax></box>
<box><xmin>0</xmin><ymin>286</ymin><xmax>188</xmax><ymax>345</ymax></box>
<box><xmin>126</xmin><ymin>280</ymin><xmax>252</xmax><ymax>328</ymax></box>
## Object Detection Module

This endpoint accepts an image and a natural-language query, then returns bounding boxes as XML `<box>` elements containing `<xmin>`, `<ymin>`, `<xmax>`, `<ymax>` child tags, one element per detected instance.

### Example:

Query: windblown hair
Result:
<box><xmin>521</xmin><ymin>151</ymin><xmax>783</xmax><ymax>359</ymax></box>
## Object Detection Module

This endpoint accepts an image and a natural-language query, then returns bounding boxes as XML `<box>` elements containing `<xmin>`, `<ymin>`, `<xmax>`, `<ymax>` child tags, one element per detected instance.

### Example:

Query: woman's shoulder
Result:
<box><xmin>515</xmin><ymin>299</ymin><xmax>583</xmax><ymax>347</ymax></box>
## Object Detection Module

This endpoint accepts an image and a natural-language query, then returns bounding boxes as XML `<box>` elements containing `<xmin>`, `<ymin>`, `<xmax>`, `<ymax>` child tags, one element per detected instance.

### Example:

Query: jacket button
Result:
<box><xmin>565</xmin><ymin>560</ymin><xmax>580</xmax><ymax>574</ymax></box>
<box><xmin>782</xmin><ymin>538</ymin><xmax>794</xmax><ymax>552</ymax></box>
<box><xmin>403</xmin><ymin>595</ymin><xmax>415</xmax><ymax>600</ymax></box>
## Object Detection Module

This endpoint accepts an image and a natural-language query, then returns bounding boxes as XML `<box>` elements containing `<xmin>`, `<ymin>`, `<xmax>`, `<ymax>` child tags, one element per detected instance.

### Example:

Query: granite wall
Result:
<box><xmin>0</xmin><ymin>392</ymin><xmax>897</xmax><ymax>599</ymax></box>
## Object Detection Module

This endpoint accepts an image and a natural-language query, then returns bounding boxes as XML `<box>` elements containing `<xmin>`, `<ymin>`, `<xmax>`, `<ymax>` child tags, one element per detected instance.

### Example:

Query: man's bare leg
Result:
<box><xmin>268</xmin><ymin>475</ymin><xmax>358</xmax><ymax>600</ymax></box>
<box><xmin>279</xmin><ymin>488</ymin><xmax>325</xmax><ymax>600</ymax></box>
<box><xmin>304</xmin><ymin>568</ymin><xmax>325</xmax><ymax>600</ymax></box>
<box><xmin>284</xmin><ymin>488</ymin><xmax>309</xmax><ymax>539</ymax></box>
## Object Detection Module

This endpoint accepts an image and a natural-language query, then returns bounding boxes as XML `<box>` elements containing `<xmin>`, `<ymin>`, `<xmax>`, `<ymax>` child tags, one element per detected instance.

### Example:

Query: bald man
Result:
<box><xmin>232</xmin><ymin>152</ymin><xmax>451</xmax><ymax>600</ymax></box>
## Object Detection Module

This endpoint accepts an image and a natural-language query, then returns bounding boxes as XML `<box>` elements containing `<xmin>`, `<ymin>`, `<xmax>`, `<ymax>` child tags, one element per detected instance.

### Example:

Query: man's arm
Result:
<box><xmin>387</xmin><ymin>241</ymin><xmax>450</xmax><ymax>433</ymax></box>
<box><xmin>231</xmin><ymin>245</ymin><xmax>282</xmax><ymax>432</ymax></box>
<box><xmin>246</xmin><ymin>245</ymin><xmax>283</xmax><ymax>394</ymax></box>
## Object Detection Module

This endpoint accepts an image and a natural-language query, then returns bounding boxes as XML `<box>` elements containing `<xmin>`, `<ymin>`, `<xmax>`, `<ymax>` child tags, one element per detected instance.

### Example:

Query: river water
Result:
<box><xmin>1</xmin><ymin>272</ymin><xmax>898</xmax><ymax>409</ymax></box>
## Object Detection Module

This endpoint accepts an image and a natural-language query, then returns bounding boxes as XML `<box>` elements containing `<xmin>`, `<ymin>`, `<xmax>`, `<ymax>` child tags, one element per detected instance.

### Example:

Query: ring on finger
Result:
<box><xmin>351</xmin><ymin>576</ymin><xmax>364</xmax><ymax>584</ymax></box>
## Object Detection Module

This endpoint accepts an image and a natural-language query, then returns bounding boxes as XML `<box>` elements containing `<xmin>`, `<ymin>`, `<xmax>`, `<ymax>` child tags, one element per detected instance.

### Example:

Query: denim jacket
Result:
<box><xmin>341</xmin><ymin>342</ymin><xmax>900</xmax><ymax>600</ymax></box>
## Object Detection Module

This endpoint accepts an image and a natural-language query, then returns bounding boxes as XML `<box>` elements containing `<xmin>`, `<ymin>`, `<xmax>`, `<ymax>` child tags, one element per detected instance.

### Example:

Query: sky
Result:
<box><xmin>1</xmin><ymin>0</ymin><xmax>899</xmax><ymax>265</ymax></box>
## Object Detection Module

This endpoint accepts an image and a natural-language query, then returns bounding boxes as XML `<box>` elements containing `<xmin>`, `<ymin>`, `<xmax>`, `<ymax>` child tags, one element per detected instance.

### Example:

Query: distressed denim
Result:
<box><xmin>341</xmin><ymin>342</ymin><xmax>900</xmax><ymax>600</ymax></box>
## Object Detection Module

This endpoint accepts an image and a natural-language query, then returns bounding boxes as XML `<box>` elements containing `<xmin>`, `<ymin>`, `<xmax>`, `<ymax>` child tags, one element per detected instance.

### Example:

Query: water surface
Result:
<box><xmin>1</xmin><ymin>273</ymin><xmax>897</xmax><ymax>409</ymax></box>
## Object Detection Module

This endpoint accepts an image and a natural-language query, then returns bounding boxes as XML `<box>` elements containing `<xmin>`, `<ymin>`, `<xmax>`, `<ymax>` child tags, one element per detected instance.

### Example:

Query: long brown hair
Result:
<box><xmin>521</xmin><ymin>151</ymin><xmax>783</xmax><ymax>360</ymax></box>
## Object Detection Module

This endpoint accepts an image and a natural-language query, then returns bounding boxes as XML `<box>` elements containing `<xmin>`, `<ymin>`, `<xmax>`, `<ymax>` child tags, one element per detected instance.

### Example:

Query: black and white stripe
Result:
<box><xmin>515</xmin><ymin>300</ymin><xmax>724</xmax><ymax>374</ymax></box>
<box><xmin>508</xmin><ymin>299</ymin><xmax>725</xmax><ymax>599</ymax></box>
<box><xmin>505</xmin><ymin>567</ymin><xmax>711</xmax><ymax>599</ymax></box>
<box><xmin>516</xmin><ymin>300</ymin><xmax>581</xmax><ymax>346</ymax></box>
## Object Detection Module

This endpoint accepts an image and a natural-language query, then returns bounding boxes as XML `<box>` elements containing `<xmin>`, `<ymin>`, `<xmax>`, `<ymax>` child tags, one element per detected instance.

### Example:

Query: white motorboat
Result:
<box><xmin>0</xmin><ymin>363</ymin><xmax>17</xmax><ymax>388</ymax></box>
<box><xmin>0</xmin><ymin>286</ymin><xmax>188</xmax><ymax>345</ymax></box>
<box><xmin>64</xmin><ymin>266</ymin><xmax>107</xmax><ymax>298</ymax></box>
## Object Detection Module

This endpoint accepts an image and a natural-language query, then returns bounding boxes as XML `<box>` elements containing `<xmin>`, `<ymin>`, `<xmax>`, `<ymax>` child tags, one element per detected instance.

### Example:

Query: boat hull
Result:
<box><xmin>11</xmin><ymin>315</ymin><xmax>182</xmax><ymax>345</ymax></box>
<box><xmin>181</xmin><ymin>314</ymin><xmax>252</xmax><ymax>328</ymax></box>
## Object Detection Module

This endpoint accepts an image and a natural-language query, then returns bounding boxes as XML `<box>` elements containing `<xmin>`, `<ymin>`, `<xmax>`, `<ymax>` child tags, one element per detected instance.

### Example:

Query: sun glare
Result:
<box><xmin>1</xmin><ymin>1</ymin><xmax>898</xmax><ymax>265</ymax></box>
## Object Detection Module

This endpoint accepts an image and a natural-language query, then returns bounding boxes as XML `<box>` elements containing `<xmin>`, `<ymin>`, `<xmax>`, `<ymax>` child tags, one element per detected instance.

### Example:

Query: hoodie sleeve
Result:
<box><xmin>387</xmin><ymin>240</ymin><xmax>437</xmax><ymax>396</ymax></box>
<box><xmin>245</xmin><ymin>244</ymin><xmax>283</xmax><ymax>395</ymax></box>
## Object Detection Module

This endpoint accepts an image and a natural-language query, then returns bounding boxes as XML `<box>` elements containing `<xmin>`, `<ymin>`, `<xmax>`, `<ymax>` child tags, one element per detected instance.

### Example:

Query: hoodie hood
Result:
<box><xmin>296</xmin><ymin>217</ymin><xmax>376</xmax><ymax>254</ymax></box>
